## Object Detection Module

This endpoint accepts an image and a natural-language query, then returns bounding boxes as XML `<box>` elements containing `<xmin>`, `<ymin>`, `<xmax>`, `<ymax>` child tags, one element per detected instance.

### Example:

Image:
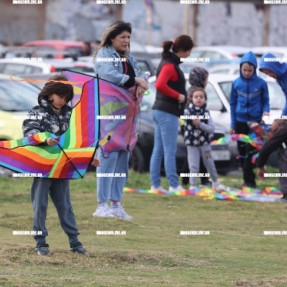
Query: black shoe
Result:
<box><xmin>70</xmin><ymin>241</ymin><xmax>88</xmax><ymax>255</ymax></box>
<box><xmin>243</xmin><ymin>182</ymin><xmax>257</xmax><ymax>189</ymax></box>
<box><xmin>278</xmin><ymin>194</ymin><xmax>287</xmax><ymax>203</ymax></box>
<box><xmin>200</xmin><ymin>180</ymin><xmax>212</xmax><ymax>188</ymax></box>
<box><xmin>36</xmin><ymin>243</ymin><xmax>50</xmax><ymax>256</ymax></box>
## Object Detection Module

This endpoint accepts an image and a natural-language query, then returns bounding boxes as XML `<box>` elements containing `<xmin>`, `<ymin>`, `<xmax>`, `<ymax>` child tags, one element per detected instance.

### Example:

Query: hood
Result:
<box><xmin>259</xmin><ymin>53</ymin><xmax>287</xmax><ymax>79</ymax></box>
<box><xmin>188</xmin><ymin>66</ymin><xmax>209</xmax><ymax>89</ymax></box>
<box><xmin>240</xmin><ymin>51</ymin><xmax>257</xmax><ymax>79</ymax></box>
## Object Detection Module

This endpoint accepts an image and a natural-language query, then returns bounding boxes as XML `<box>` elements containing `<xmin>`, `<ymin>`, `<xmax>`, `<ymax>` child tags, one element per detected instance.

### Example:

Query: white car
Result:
<box><xmin>188</xmin><ymin>46</ymin><xmax>250</xmax><ymax>61</ymax></box>
<box><xmin>148</xmin><ymin>73</ymin><xmax>284</xmax><ymax>168</ymax></box>
<box><xmin>0</xmin><ymin>58</ymin><xmax>55</xmax><ymax>75</ymax></box>
<box><xmin>253</xmin><ymin>46</ymin><xmax>287</xmax><ymax>60</ymax></box>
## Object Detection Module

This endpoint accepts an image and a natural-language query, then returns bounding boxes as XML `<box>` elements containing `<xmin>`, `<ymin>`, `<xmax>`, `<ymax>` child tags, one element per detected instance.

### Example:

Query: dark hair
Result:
<box><xmin>190</xmin><ymin>87</ymin><xmax>207</xmax><ymax>101</ymax></box>
<box><xmin>93</xmin><ymin>21</ymin><xmax>132</xmax><ymax>59</ymax></box>
<box><xmin>241</xmin><ymin>62</ymin><xmax>255</xmax><ymax>68</ymax></box>
<box><xmin>38</xmin><ymin>74</ymin><xmax>74</xmax><ymax>105</ymax></box>
<box><xmin>162</xmin><ymin>35</ymin><xmax>194</xmax><ymax>59</ymax></box>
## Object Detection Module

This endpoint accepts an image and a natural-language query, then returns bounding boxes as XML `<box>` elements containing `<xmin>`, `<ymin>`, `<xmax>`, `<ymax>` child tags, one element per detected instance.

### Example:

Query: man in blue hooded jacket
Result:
<box><xmin>229</xmin><ymin>51</ymin><xmax>270</xmax><ymax>188</ymax></box>
<box><xmin>259</xmin><ymin>53</ymin><xmax>287</xmax><ymax>116</ymax></box>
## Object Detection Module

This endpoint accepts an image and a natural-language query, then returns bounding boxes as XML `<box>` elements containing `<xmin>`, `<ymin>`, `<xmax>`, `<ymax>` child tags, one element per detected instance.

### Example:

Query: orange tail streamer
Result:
<box><xmin>9</xmin><ymin>75</ymin><xmax>86</xmax><ymax>86</ymax></box>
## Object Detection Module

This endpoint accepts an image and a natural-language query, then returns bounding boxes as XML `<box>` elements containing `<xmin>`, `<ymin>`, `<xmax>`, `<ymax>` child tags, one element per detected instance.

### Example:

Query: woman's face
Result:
<box><xmin>178</xmin><ymin>49</ymin><xmax>192</xmax><ymax>59</ymax></box>
<box><xmin>111</xmin><ymin>31</ymin><xmax>131</xmax><ymax>53</ymax></box>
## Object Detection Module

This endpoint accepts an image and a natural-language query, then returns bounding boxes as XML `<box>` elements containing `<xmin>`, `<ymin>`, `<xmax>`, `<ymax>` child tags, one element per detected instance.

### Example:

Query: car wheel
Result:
<box><xmin>129</xmin><ymin>145</ymin><xmax>145</xmax><ymax>173</ymax></box>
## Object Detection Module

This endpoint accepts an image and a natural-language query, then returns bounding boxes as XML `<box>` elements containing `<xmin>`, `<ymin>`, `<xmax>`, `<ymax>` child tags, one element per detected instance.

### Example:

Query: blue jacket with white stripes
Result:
<box><xmin>230</xmin><ymin>51</ymin><xmax>270</xmax><ymax>129</ymax></box>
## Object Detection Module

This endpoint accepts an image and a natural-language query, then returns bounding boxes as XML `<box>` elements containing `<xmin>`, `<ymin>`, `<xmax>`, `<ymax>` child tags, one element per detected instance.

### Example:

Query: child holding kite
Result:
<box><xmin>184</xmin><ymin>87</ymin><xmax>224</xmax><ymax>190</ymax></box>
<box><xmin>229</xmin><ymin>51</ymin><xmax>270</xmax><ymax>188</ymax></box>
<box><xmin>23</xmin><ymin>74</ymin><xmax>99</xmax><ymax>256</ymax></box>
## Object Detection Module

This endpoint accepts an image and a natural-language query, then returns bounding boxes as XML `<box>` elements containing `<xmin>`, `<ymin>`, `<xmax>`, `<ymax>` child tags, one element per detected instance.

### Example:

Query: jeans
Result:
<box><xmin>97</xmin><ymin>148</ymin><xmax>130</xmax><ymax>203</ymax></box>
<box><xmin>31</xmin><ymin>178</ymin><xmax>79</xmax><ymax>247</ymax></box>
<box><xmin>150</xmin><ymin>109</ymin><xmax>179</xmax><ymax>188</ymax></box>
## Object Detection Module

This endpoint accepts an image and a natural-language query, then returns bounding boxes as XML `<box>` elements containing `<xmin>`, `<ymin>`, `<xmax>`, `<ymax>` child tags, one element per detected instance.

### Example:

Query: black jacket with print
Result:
<box><xmin>22</xmin><ymin>99</ymin><xmax>72</xmax><ymax>137</ymax></box>
<box><xmin>183</xmin><ymin>103</ymin><xmax>215</xmax><ymax>146</ymax></box>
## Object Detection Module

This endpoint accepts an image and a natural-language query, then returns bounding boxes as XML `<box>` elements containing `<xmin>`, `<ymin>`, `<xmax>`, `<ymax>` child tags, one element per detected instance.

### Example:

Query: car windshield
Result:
<box><xmin>0</xmin><ymin>80</ymin><xmax>38</xmax><ymax>111</ymax></box>
<box><xmin>219</xmin><ymin>81</ymin><xmax>285</xmax><ymax>109</ymax></box>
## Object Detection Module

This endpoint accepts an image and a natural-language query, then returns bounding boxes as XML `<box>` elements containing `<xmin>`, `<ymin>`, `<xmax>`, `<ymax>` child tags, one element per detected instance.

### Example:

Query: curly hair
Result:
<box><xmin>38</xmin><ymin>74</ymin><xmax>74</xmax><ymax>105</ymax></box>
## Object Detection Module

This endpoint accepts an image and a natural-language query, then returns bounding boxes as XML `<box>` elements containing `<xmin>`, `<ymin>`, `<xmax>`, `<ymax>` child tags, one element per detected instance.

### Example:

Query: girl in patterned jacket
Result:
<box><xmin>184</xmin><ymin>87</ymin><xmax>224</xmax><ymax>190</ymax></box>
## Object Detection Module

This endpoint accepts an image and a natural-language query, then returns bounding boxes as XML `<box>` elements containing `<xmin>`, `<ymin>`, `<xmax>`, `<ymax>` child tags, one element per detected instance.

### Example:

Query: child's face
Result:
<box><xmin>48</xmin><ymin>93</ymin><xmax>67</xmax><ymax>109</ymax></box>
<box><xmin>261</xmin><ymin>68</ymin><xmax>278</xmax><ymax>79</ymax></box>
<box><xmin>241</xmin><ymin>63</ymin><xmax>255</xmax><ymax>79</ymax></box>
<box><xmin>192</xmin><ymin>91</ymin><xmax>206</xmax><ymax>107</ymax></box>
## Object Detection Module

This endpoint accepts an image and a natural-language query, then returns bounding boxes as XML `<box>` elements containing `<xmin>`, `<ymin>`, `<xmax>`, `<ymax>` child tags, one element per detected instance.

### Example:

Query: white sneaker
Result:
<box><xmin>109</xmin><ymin>203</ymin><xmax>133</xmax><ymax>220</ymax></box>
<box><xmin>151</xmin><ymin>185</ymin><xmax>166</xmax><ymax>191</ymax></box>
<box><xmin>92</xmin><ymin>203</ymin><xmax>114</xmax><ymax>217</ymax></box>
<box><xmin>169</xmin><ymin>185</ymin><xmax>184</xmax><ymax>192</ymax></box>
<box><xmin>212</xmin><ymin>182</ymin><xmax>226</xmax><ymax>191</ymax></box>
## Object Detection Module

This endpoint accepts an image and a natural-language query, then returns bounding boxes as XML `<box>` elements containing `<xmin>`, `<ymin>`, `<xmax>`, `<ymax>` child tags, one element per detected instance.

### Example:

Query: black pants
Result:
<box><xmin>235</xmin><ymin>121</ymin><xmax>257</xmax><ymax>186</ymax></box>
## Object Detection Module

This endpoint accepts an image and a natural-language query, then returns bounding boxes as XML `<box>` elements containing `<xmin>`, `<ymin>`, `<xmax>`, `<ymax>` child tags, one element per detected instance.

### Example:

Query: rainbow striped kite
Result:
<box><xmin>63</xmin><ymin>70</ymin><xmax>142</xmax><ymax>157</ymax></box>
<box><xmin>0</xmin><ymin>76</ymin><xmax>99</xmax><ymax>178</ymax></box>
<box><xmin>212</xmin><ymin>123</ymin><xmax>272</xmax><ymax>163</ymax></box>
<box><xmin>0</xmin><ymin>70</ymin><xmax>142</xmax><ymax>178</ymax></box>
<box><xmin>124</xmin><ymin>186</ymin><xmax>282</xmax><ymax>202</ymax></box>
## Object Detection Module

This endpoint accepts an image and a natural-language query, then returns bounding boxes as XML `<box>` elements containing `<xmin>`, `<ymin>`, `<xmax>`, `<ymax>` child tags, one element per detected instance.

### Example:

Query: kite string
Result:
<box><xmin>39</xmin><ymin>141</ymin><xmax>98</xmax><ymax>177</ymax></box>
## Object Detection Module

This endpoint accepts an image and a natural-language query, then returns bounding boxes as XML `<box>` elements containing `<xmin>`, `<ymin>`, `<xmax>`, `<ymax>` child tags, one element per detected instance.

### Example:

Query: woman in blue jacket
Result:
<box><xmin>92</xmin><ymin>21</ymin><xmax>148</xmax><ymax>219</ymax></box>
<box><xmin>229</xmin><ymin>51</ymin><xmax>270</xmax><ymax>188</ymax></box>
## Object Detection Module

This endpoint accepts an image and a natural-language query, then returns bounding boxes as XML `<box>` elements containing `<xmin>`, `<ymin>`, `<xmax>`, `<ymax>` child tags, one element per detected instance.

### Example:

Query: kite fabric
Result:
<box><xmin>0</xmin><ymin>76</ymin><xmax>100</xmax><ymax>178</ymax></box>
<box><xmin>62</xmin><ymin>70</ymin><xmax>143</xmax><ymax>157</ymax></box>
<box><xmin>212</xmin><ymin>123</ymin><xmax>272</xmax><ymax>163</ymax></box>
<box><xmin>124</xmin><ymin>186</ymin><xmax>283</xmax><ymax>202</ymax></box>
<box><xmin>0</xmin><ymin>70</ymin><xmax>143</xmax><ymax>178</ymax></box>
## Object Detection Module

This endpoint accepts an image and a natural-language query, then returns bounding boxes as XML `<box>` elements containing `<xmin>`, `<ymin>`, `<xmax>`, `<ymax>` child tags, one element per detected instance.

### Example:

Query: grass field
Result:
<box><xmin>1</xmin><ymin>169</ymin><xmax>287</xmax><ymax>287</ymax></box>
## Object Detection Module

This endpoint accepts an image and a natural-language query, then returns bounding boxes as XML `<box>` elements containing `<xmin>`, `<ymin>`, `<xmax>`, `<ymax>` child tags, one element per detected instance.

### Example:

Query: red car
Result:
<box><xmin>22</xmin><ymin>40</ymin><xmax>84</xmax><ymax>59</ymax></box>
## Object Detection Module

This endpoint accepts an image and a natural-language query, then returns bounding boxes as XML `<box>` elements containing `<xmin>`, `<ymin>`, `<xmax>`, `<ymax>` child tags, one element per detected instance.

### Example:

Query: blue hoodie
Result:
<box><xmin>259</xmin><ymin>53</ymin><xmax>287</xmax><ymax>115</ymax></box>
<box><xmin>230</xmin><ymin>51</ymin><xmax>269</xmax><ymax>129</ymax></box>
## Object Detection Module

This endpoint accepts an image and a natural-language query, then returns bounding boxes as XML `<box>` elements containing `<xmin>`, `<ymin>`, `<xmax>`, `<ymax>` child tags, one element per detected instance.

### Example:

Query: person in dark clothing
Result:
<box><xmin>229</xmin><ymin>51</ymin><xmax>270</xmax><ymax>188</ymax></box>
<box><xmin>81</xmin><ymin>41</ymin><xmax>92</xmax><ymax>56</ymax></box>
<box><xmin>257</xmin><ymin>120</ymin><xmax>287</xmax><ymax>200</ymax></box>
<box><xmin>149</xmin><ymin>35</ymin><xmax>194</xmax><ymax>192</ymax></box>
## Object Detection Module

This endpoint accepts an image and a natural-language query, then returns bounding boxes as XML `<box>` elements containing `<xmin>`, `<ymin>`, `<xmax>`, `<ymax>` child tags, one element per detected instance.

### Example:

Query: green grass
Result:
<box><xmin>1</xmin><ymin>168</ymin><xmax>287</xmax><ymax>286</ymax></box>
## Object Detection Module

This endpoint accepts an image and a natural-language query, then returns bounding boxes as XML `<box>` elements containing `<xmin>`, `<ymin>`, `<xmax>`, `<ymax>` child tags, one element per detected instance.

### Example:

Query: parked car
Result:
<box><xmin>3</xmin><ymin>46</ymin><xmax>36</xmax><ymax>59</ymax></box>
<box><xmin>137</xmin><ymin>73</ymin><xmax>284</xmax><ymax>173</ymax></box>
<box><xmin>179</xmin><ymin>47</ymin><xmax>250</xmax><ymax>73</ymax></box>
<box><xmin>252</xmin><ymin>46</ymin><xmax>287</xmax><ymax>60</ymax></box>
<box><xmin>22</xmin><ymin>40</ymin><xmax>84</xmax><ymax>59</ymax></box>
<box><xmin>129</xmin><ymin>78</ymin><xmax>233</xmax><ymax>174</ymax></box>
<box><xmin>0</xmin><ymin>74</ymin><xmax>39</xmax><ymax>140</ymax></box>
<box><xmin>0</xmin><ymin>58</ymin><xmax>56</xmax><ymax>75</ymax></box>
<box><xmin>189</xmin><ymin>46</ymin><xmax>249</xmax><ymax>61</ymax></box>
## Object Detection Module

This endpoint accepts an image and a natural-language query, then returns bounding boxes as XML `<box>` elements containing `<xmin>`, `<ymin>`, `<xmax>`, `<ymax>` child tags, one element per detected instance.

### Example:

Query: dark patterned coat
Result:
<box><xmin>23</xmin><ymin>99</ymin><xmax>72</xmax><ymax>137</ymax></box>
<box><xmin>183</xmin><ymin>103</ymin><xmax>214</xmax><ymax>146</ymax></box>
